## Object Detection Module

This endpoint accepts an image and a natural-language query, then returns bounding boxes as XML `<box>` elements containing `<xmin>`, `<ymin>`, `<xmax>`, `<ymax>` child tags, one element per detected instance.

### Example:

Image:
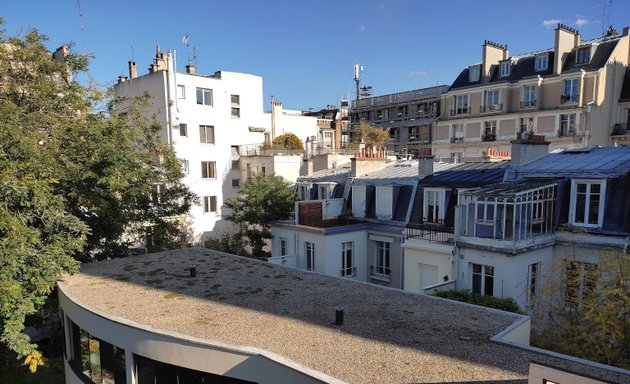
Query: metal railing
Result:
<box><xmin>450</xmin><ymin>107</ymin><xmax>470</xmax><ymax>116</ymax></box>
<box><xmin>370</xmin><ymin>266</ymin><xmax>391</xmax><ymax>281</ymax></box>
<box><xmin>340</xmin><ymin>266</ymin><xmax>357</xmax><ymax>277</ymax></box>
<box><xmin>482</xmin><ymin>133</ymin><xmax>497</xmax><ymax>142</ymax></box>
<box><xmin>405</xmin><ymin>221</ymin><xmax>454</xmax><ymax>244</ymax></box>
<box><xmin>480</xmin><ymin>104</ymin><xmax>503</xmax><ymax>113</ymax></box>
<box><xmin>560</xmin><ymin>94</ymin><xmax>579</xmax><ymax>104</ymax></box>
<box><xmin>450</xmin><ymin>137</ymin><xmax>464</xmax><ymax>143</ymax></box>
<box><xmin>520</xmin><ymin>100</ymin><xmax>536</xmax><ymax>109</ymax></box>
<box><xmin>558</xmin><ymin>127</ymin><xmax>576</xmax><ymax>137</ymax></box>
<box><xmin>612</xmin><ymin>123</ymin><xmax>629</xmax><ymax>135</ymax></box>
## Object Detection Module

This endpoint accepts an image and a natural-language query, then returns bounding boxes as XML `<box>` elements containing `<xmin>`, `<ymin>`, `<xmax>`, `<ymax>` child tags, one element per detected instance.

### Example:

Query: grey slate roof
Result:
<box><xmin>422</xmin><ymin>161</ymin><xmax>509</xmax><ymax>187</ymax></box>
<box><xmin>353</xmin><ymin>160</ymin><xmax>458</xmax><ymax>185</ymax></box>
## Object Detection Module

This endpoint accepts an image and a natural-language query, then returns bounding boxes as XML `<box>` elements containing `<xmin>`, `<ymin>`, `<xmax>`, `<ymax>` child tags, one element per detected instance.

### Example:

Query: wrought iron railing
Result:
<box><xmin>405</xmin><ymin>221</ymin><xmax>454</xmax><ymax>244</ymax></box>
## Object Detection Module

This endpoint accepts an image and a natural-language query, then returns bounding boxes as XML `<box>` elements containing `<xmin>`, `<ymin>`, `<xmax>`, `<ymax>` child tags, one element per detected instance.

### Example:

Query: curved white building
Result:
<box><xmin>58</xmin><ymin>248</ymin><xmax>629</xmax><ymax>384</ymax></box>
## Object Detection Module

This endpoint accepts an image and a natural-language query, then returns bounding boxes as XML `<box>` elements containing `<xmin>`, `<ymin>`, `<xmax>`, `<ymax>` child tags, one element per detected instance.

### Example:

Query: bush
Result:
<box><xmin>433</xmin><ymin>289</ymin><xmax>521</xmax><ymax>313</ymax></box>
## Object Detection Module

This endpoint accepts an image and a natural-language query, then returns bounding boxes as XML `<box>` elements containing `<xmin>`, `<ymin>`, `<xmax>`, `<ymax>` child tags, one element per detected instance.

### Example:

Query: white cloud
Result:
<box><xmin>542</xmin><ymin>19</ymin><xmax>561</xmax><ymax>28</ymax></box>
<box><xmin>575</xmin><ymin>18</ymin><xmax>589</xmax><ymax>27</ymax></box>
<box><xmin>406</xmin><ymin>70</ymin><xmax>428</xmax><ymax>77</ymax></box>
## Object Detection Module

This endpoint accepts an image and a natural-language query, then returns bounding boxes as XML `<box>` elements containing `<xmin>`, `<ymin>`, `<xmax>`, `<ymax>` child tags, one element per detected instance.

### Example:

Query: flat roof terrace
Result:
<box><xmin>59</xmin><ymin>248</ymin><xmax>629</xmax><ymax>384</ymax></box>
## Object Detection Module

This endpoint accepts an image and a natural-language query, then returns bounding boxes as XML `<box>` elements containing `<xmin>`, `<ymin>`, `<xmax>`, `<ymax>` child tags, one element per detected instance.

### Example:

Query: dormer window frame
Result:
<box><xmin>469</xmin><ymin>64</ymin><xmax>481</xmax><ymax>82</ymax></box>
<box><xmin>576</xmin><ymin>46</ymin><xmax>591</xmax><ymax>65</ymax></box>
<box><xmin>535</xmin><ymin>54</ymin><xmax>548</xmax><ymax>72</ymax></box>
<box><xmin>569</xmin><ymin>179</ymin><xmax>606</xmax><ymax>228</ymax></box>
<box><xmin>423</xmin><ymin>188</ymin><xmax>446</xmax><ymax>224</ymax></box>
<box><xmin>499</xmin><ymin>61</ymin><xmax>511</xmax><ymax>77</ymax></box>
<box><xmin>296</xmin><ymin>182</ymin><xmax>312</xmax><ymax>201</ymax></box>
<box><xmin>318</xmin><ymin>182</ymin><xmax>336</xmax><ymax>200</ymax></box>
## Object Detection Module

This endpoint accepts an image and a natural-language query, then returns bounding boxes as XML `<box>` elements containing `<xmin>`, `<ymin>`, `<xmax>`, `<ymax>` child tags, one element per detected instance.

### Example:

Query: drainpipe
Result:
<box><xmin>165</xmin><ymin>51</ymin><xmax>173</xmax><ymax>147</ymax></box>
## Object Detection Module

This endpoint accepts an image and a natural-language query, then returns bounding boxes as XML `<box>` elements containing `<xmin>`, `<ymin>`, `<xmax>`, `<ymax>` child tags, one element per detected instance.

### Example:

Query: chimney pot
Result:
<box><xmin>186</xmin><ymin>63</ymin><xmax>196</xmax><ymax>75</ymax></box>
<box><xmin>128</xmin><ymin>61</ymin><xmax>138</xmax><ymax>79</ymax></box>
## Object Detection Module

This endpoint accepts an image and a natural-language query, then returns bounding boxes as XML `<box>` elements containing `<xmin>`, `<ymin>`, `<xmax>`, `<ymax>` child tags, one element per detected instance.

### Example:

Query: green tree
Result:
<box><xmin>271</xmin><ymin>133</ymin><xmax>304</xmax><ymax>150</ymax></box>
<box><xmin>224</xmin><ymin>174</ymin><xmax>294</xmax><ymax>259</ymax></box>
<box><xmin>357</xmin><ymin>121</ymin><xmax>388</xmax><ymax>150</ymax></box>
<box><xmin>0</xmin><ymin>21</ymin><xmax>193</xmax><ymax>369</ymax></box>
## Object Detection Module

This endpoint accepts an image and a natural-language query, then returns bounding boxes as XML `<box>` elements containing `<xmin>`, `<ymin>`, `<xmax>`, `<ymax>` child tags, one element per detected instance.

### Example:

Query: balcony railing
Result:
<box><xmin>520</xmin><ymin>100</ymin><xmax>536</xmax><ymax>109</ymax></box>
<box><xmin>405</xmin><ymin>221</ymin><xmax>454</xmax><ymax>244</ymax></box>
<box><xmin>482</xmin><ymin>133</ymin><xmax>497</xmax><ymax>142</ymax></box>
<box><xmin>558</xmin><ymin>127</ymin><xmax>576</xmax><ymax>137</ymax></box>
<box><xmin>450</xmin><ymin>107</ymin><xmax>470</xmax><ymax>116</ymax></box>
<box><xmin>612</xmin><ymin>123</ymin><xmax>629</xmax><ymax>135</ymax></box>
<box><xmin>450</xmin><ymin>137</ymin><xmax>464</xmax><ymax>143</ymax></box>
<box><xmin>560</xmin><ymin>94</ymin><xmax>579</xmax><ymax>104</ymax></box>
<box><xmin>480</xmin><ymin>104</ymin><xmax>502</xmax><ymax>113</ymax></box>
<box><xmin>340</xmin><ymin>266</ymin><xmax>357</xmax><ymax>277</ymax></box>
<box><xmin>370</xmin><ymin>266</ymin><xmax>391</xmax><ymax>281</ymax></box>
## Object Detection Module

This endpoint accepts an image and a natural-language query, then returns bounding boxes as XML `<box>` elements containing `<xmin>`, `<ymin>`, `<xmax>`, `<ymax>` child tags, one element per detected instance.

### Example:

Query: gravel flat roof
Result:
<box><xmin>59</xmin><ymin>248</ymin><xmax>629</xmax><ymax>384</ymax></box>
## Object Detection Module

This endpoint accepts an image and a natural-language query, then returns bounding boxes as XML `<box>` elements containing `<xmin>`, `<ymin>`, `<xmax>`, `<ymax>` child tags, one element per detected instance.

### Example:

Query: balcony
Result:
<box><xmin>612</xmin><ymin>123</ymin><xmax>629</xmax><ymax>135</ymax></box>
<box><xmin>405</xmin><ymin>221</ymin><xmax>454</xmax><ymax>244</ymax></box>
<box><xmin>520</xmin><ymin>100</ymin><xmax>536</xmax><ymax>109</ymax></box>
<box><xmin>482</xmin><ymin>133</ymin><xmax>497</xmax><ymax>142</ymax></box>
<box><xmin>369</xmin><ymin>266</ymin><xmax>391</xmax><ymax>282</ymax></box>
<box><xmin>560</xmin><ymin>94</ymin><xmax>579</xmax><ymax>104</ymax></box>
<box><xmin>480</xmin><ymin>104</ymin><xmax>502</xmax><ymax>113</ymax></box>
<box><xmin>450</xmin><ymin>137</ymin><xmax>464</xmax><ymax>143</ymax></box>
<box><xmin>558</xmin><ymin>127</ymin><xmax>576</xmax><ymax>137</ymax></box>
<box><xmin>450</xmin><ymin>107</ymin><xmax>470</xmax><ymax>116</ymax></box>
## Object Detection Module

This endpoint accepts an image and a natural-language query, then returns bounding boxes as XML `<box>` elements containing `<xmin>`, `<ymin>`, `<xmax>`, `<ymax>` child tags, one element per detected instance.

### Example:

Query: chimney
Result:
<box><xmin>52</xmin><ymin>45</ymin><xmax>68</xmax><ymax>63</ymax></box>
<box><xmin>418</xmin><ymin>155</ymin><xmax>434</xmax><ymax>179</ymax></box>
<box><xmin>482</xmin><ymin>40</ymin><xmax>508</xmax><ymax>80</ymax></box>
<box><xmin>350</xmin><ymin>156</ymin><xmax>387</xmax><ymax>177</ymax></box>
<box><xmin>117</xmin><ymin>74</ymin><xmax>127</xmax><ymax>84</ymax></box>
<box><xmin>554</xmin><ymin>24</ymin><xmax>580</xmax><ymax>75</ymax></box>
<box><xmin>300</xmin><ymin>159</ymin><xmax>313</xmax><ymax>176</ymax></box>
<box><xmin>128</xmin><ymin>61</ymin><xmax>138</xmax><ymax>79</ymax></box>
<box><xmin>510</xmin><ymin>133</ymin><xmax>550</xmax><ymax>167</ymax></box>
<box><xmin>186</xmin><ymin>63</ymin><xmax>196</xmax><ymax>75</ymax></box>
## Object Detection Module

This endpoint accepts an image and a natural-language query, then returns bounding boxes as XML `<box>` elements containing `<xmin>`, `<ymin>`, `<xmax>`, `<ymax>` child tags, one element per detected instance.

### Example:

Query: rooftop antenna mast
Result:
<box><xmin>353</xmin><ymin>61</ymin><xmax>362</xmax><ymax>101</ymax></box>
<box><xmin>601</xmin><ymin>0</ymin><xmax>612</xmax><ymax>35</ymax></box>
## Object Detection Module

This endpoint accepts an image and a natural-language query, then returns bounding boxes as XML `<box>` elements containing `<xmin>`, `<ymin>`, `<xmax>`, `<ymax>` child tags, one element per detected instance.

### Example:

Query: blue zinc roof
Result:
<box><xmin>517</xmin><ymin>147</ymin><xmax>630</xmax><ymax>179</ymax></box>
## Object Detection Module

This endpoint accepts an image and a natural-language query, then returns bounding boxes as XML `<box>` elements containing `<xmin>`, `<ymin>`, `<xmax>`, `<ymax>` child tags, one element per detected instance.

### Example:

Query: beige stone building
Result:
<box><xmin>434</xmin><ymin>24</ymin><xmax>630</xmax><ymax>161</ymax></box>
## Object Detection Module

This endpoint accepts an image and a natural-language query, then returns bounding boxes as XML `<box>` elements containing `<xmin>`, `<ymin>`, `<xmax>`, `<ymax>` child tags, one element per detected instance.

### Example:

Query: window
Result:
<box><xmin>372</xmin><ymin>240</ymin><xmax>391</xmax><ymax>277</ymax></box>
<box><xmin>232</xmin><ymin>178</ymin><xmax>240</xmax><ymax>188</ymax></box>
<box><xmin>201</xmin><ymin>161</ymin><xmax>216</xmax><ymax>179</ymax></box>
<box><xmin>570</xmin><ymin>180</ymin><xmax>605</xmax><ymax>227</ymax></box>
<box><xmin>297</xmin><ymin>184</ymin><xmax>309</xmax><ymax>201</ymax></box>
<box><xmin>199</xmin><ymin>125</ymin><xmax>215</xmax><ymax>144</ymax></box>
<box><xmin>519</xmin><ymin>117</ymin><xmax>534</xmax><ymax>133</ymax></box>
<box><xmin>559</xmin><ymin>114</ymin><xmax>576</xmax><ymax>137</ymax></box>
<box><xmin>453</xmin><ymin>95</ymin><xmax>469</xmax><ymax>115</ymax></box>
<box><xmin>472</xmin><ymin>263</ymin><xmax>494</xmax><ymax>296</ymax></box>
<box><xmin>69</xmin><ymin>320</ymin><xmax>126</xmax><ymax>384</ymax></box>
<box><xmin>424</xmin><ymin>189</ymin><xmax>445</xmax><ymax>223</ymax></box>
<box><xmin>231</xmin><ymin>94</ymin><xmax>240</xmax><ymax>105</ymax></box>
<box><xmin>178</xmin><ymin>123</ymin><xmax>187</xmax><ymax>137</ymax></box>
<box><xmin>483</xmin><ymin>90</ymin><xmax>500</xmax><ymax>112</ymax></box>
<box><xmin>397</xmin><ymin>105</ymin><xmax>408</xmax><ymax>117</ymax></box>
<box><xmin>562</xmin><ymin>79</ymin><xmax>579</xmax><ymax>103</ymax></box>
<box><xmin>468</xmin><ymin>64</ymin><xmax>480</xmax><ymax>82</ymax></box>
<box><xmin>483</xmin><ymin>121</ymin><xmax>497</xmax><ymax>141</ymax></box>
<box><xmin>318</xmin><ymin>185</ymin><xmax>332</xmax><ymax>200</ymax></box>
<box><xmin>527</xmin><ymin>262</ymin><xmax>540</xmax><ymax>309</ymax></box>
<box><xmin>535</xmin><ymin>54</ymin><xmax>548</xmax><ymax>71</ymax></box>
<box><xmin>231</xmin><ymin>95</ymin><xmax>240</xmax><ymax>118</ymax></box>
<box><xmin>280</xmin><ymin>238</ymin><xmax>287</xmax><ymax>256</ymax></box>
<box><xmin>564</xmin><ymin>261</ymin><xmax>597</xmax><ymax>306</ymax></box>
<box><xmin>196</xmin><ymin>87</ymin><xmax>213</xmax><ymax>105</ymax></box>
<box><xmin>177</xmin><ymin>84</ymin><xmax>185</xmax><ymax>99</ymax></box>
<box><xmin>499</xmin><ymin>61</ymin><xmax>511</xmax><ymax>77</ymax></box>
<box><xmin>181</xmin><ymin>159</ymin><xmax>189</xmax><ymax>175</ymax></box>
<box><xmin>522</xmin><ymin>85</ymin><xmax>536</xmax><ymax>108</ymax></box>
<box><xmin>203</xmin><ymin>196</ymin><xmax>217</xmax><ymax>213</ymax></box>
<box><xmin>451</xmin><ymin>124</ymin><xmax>464</xmax><ymax>143</ymax></box>
<box><xmin>341</xmin><ymin>242</ymin><xmax>355</xmax><ymax>277</ymax></box>
<box><xmin>576</xmin><ymin>47</ymin><xmax>591</xmax><ymax>64</ymax></box>
<box><xmin>305</xmin><ymin>242</ymin><xmax>315</xmax><ymax>271</ymax></box>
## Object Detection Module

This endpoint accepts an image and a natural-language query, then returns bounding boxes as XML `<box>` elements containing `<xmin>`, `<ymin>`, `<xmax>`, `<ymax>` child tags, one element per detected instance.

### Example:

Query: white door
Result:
<box><xmin>419</xmin><ymin>263</ymin><xmax>438</xmax><ymax>293</ymax></box>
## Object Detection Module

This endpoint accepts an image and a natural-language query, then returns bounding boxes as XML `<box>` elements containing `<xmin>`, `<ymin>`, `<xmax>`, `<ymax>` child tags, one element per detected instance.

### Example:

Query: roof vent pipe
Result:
<box><xmin>189</xmin><ymin>265</ymin><xmax>197</xmax><ymax>278</ymax></box>
<box><xmin>335</xmin><ymin>305</ymin><xmax>344</xmax><ymax>325</ymax></box>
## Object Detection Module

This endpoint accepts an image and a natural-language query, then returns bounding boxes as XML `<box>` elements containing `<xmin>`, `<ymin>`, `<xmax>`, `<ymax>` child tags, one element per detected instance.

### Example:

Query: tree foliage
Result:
<box><xmin>223</xmin><ymin>174</ymin><xmax>294</xmax><ymax>259</ymax></box>
<box><xmin>357</xmin><ymin>121</ymin><xmax>388</xmax><ymax>150</ymax></box>
<box><xmin>271</xmin><ymin>133</ymin><xmax>304</xmax><ymax>150</ymax></box>
<box><xmin>0</xmin><ymin>22</ymin><xmax>193</xmax><ymax>368</ymax></box>
<box><xmin>531</xmin><ymin>249</ymin><xmax>630</xmax><ymax>369</ymax></box>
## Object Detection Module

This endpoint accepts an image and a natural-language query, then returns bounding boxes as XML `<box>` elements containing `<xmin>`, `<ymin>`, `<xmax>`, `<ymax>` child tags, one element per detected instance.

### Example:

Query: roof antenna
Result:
<box><xmin>130</xmin><ymin>45</ymin><xmax>135</xmax><ymax>62</ymax></box>
<box><xmin>76</xmin><ymin>0</ymin><xmax>85</xmax><ymax>48</ymax></box>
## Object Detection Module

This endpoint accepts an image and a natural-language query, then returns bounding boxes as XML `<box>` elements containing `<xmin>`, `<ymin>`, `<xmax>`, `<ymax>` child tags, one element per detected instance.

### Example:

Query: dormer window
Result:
<box><xmin>569</xmin><ymin>179</ymin><xmax>605</xmax><ymax>228</ymax></box>
<box><xmin>423</xmin><ymin>189</ymin><xmax>446</xmax><ymax>223</ymax></box>
<box><xmin>535</xmin><ymin>54</ymin><xmax>548</xmax><ymax>71</ymax></box>
<box><xmin>469</xmin><ymin>65</ymin><xmax>481</xmax><ymax>82</ymax></box>
<box><xmin>499</xmin><ymin>61</ymin><xmax>511</xmax><ymax>77</ymax></box>
<box><xmin>576</xmin><ymin>47</ymin><xmax>591</xmax><ymax>65</ymax></box>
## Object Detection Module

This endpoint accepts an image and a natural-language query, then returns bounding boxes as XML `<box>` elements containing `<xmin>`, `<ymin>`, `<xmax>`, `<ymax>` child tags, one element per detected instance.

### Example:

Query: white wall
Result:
<box><xmin>402</xmin><ymin>240</ymin><xmax>454</xmax><ymax>294</ymax></box>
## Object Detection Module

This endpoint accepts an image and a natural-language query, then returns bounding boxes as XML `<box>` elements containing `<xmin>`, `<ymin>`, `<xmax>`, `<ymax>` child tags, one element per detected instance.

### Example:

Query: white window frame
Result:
<box><xmin>341</xmin><ymin>241</ymin><xmax>355</xmax><ymax>277</ymax></box>
<box><xmin>468</xmin><ymin>64</ymin><xmax>480</xmax><ymax>82</ymax></box>
<box><xmin>280</xmin><ymin>238</ymin><xmax>287</xmax><ymax>256</ymax></box>
<box><xmin>535</xmin><ymin>54</ymin><xmax>548</xmax><ymax>71</ymax></box>
<box><xmin>178</xmin><ymin>123</ymin><xmax>188</xmax><ymax>137</ymax></box>
<box><xmin>527</xmin><ymin>262</ymin><xmax>540</xmax><ymax>309</ymax></box>
<box><xmin>483</xmin><ymin>90</ymin><xmax>500</xmax><ymax>111</ymax></box>
<box><xmin>576</xmin><ymin>47</ymin><xmax>591</xmax><ymax>64</ymax></box>
<box><xmin>201</xmin><ymin>161</ymin><xmax>216</xmax><ymax>179</ymax></box>
<box><xmin>372</xmin><ymin>240</ymin><xmax>391</xmax><ymax>278</ymax></box>
<box><xmin>452</xmin><ymin>124</ymin><xmax>464</xmax><ymax>142</ymax></box>
<box><xmin>499</xmin><ymin>61</ymin><xmax>511</xmax><ymax>77</ymax></box>
<box><xmin>203</xmin><ymin>196</ymin><xmax>217</xmax><ymax>213</ymax></box>
<box><xmin>569</xmin><ymin>179</ymin><xmax>606</xmax><ymax>228</ymax></box>
<box><xmin>196</xmin><ymin>87</ymin><xmax>213</xmax><ymax>106</ymax></box>
<box><xmin>181</xmin><ymin>159</ymin><xmax>189</xmax><ymax>175</ymax></box>
<box><xmin>297</xmin><ymin>183</ymin><xmax>310</xmax><ymax>201</ymax></box>
<box><xmin>177</xmin><ymin>84</ymin><xmax>186</xmax><ymax>99</ymax></box>
<box><xmin>423</xmin><ymin>188</ymin><xmax>445</xmax><ymax>223</ymax></box>
<box><xmin>305</xmin><ymin>242</ymin><xmax>315</xmax><ymax>271</ymax></box>
<box><xmin>562</xmin><ymin>79</ymin><xmax>579</xmax><ymax>104</ymax></box>
<box><xmin>522</xmin><ymin>85</ymin><xmax>536</xmax><ymax>108</ymax></box>
<box><xmin>454</xmin><ymin>95</ymin><xmax>469</xmax><ymax>115</ymax></box>
<box><xmin>199</xmin><ymin>125</ymin><xmax>215</xmax><ymax>144</ymax></box>
<box><xmin>471</xmin><ymin>263</ymin><xmax>494</xmax><ymax>296</ymax></box>
<box><xmin>559</xmin><ymin>114</ymin><xmax>576</xmax><ymax>136</ymax></box>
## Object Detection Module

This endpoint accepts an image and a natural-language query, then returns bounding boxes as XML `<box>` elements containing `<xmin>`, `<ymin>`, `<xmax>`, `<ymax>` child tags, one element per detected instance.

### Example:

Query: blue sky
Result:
<box><xmin>2</xmin><ymin>1</ymin><xmax>629</xmax><ymax>110</ymax></box>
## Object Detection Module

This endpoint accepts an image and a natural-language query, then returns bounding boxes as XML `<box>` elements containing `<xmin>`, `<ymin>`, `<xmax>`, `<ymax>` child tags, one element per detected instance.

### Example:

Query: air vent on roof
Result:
<box><xmin>564</xmin><ymin>146</ymin><xmax>596</xmax><ymax>153</ymax></box>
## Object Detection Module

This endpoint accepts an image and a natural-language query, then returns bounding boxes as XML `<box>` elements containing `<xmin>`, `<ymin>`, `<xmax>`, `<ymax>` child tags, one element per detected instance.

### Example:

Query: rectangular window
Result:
<box><xmin>232</xmin><ymin>178</ymin><xmax>240</xmax><ymax>188</ymax></box>
<box><xmin>468</xmin><ymin>64</ymin><xmax>480</xmax><ymax>82</ymax></box>
<box><xmin>372</xmin><ymin>241</ymin><xmax>391</xmax><ymax>277</ymax></box>
<box><xmin>181</xmin><ymin>160</ymin><xmax>189</xmax><ymax>175</ymax></box>
<box><xmin>564</xmin><ymin>261</ymin><xmax>597</xmax><ymax>306</ymax></box>
<box><xmin>424</xmin><ymin>189</ymin><xmax>445</xmax><ymax>223</ymax></box>
<box><xmin>522</xmin><ymin>85</ymin><xmax>536</xmax><ymax>108</ymax></box>
<box><xmin>576</xmin><ymin>47</ymin><xmax>590</xmax><ymax>64</ymax></box>
<box><xmin>535</xmin><ymin>54</ymin><xmax>548</xmax><ymax>71</ymax></box>
<box><xmin>201</xmin><ymin>161</ymin><xmax>216</xmax><ymax>179</ymax></box>
<box><xmin>472</xmin><ymin>263</ymin><xmax>494</xmax><ymax>296</ymax></box>
<box><xmin>178</xmin><ymin>123</ymin><xmax>187</xmax><ymax>137</ymax></box>
<box><xmin>199</xmin><ymin>125</ymin><xmax>215</xmax><ymax>144</ymax></box>
<box><xmin>482</xmin><ymin>90</ymin><xmax>500</xmax><ymax>112</ymax></box>
<box><xmin>559</xmin><ymin>114</ymin><xmax>576</xmax><ymax>137</ymax></box>
<box><xmin>562</xmin><ymin>79</ymin><xmax>579</xmax><ymax>104</ymax></box>
<box><xmin>528</xmin><ymin>262</ymin><xmax>540</xmax><ymax>309</ymax></box>
<box><xmin>196</xmin><ymin>87</ymin><xmax>213</xmax><ymax>106</ymax></box>
<box><xmin>520</xmin><ymin>117</ymin><xmax>534</xmax><ymax>133</ymax></box>
<box><xmin>570</xmin><ymin>180</ymin><xmax>605</xmax><ymax>227</ymax></box>
<box><xmin>69</xmin><ymin>320</ymin><xmax>126</xmax><ymax>384</ymax></box>
<box><xmin>453</xmin><ymin>95</ymin><xmax>469</xmax><ymax>115</ymax></box>
<box><xmin>397</xmin><ymin>105</ymin><xmax>408</xmax><ymax>117</ymax></box>
<box><xmin>451</xmin><ymin>124</ymin><xmax>464</xmax><ymax>143</ymax></box>
<box><xmin>177</xmin><ymin>85</ymin><xmax>185</xmax><ymax>99</ymax></box>
<box><xmin>483</xmin><ymin>121</ymin><xmax>497</xmax><ymax>141</ymax></box>
<box><xmin>280</xmin><ymin>238</ymin><xmax>287</xmax><ymax>256</ymax></box>
<box><xmin>499</xmin><ymin>61</ymin><xmax>511</xmax><ymax>77</ymax></box>
<box><xmin>305</xmin><ymin>242</ymin><xmax>315</xmax><ymax>271</ymax></box>
<box><xmin>341</xmin><ymin>241</ymin><xmax>355</xmax><ymax>277</ymax></box>
<box><xmin>203</xmin><ymin>196</ymin><xmax>217</xmax><ymax>213</ymax></box>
